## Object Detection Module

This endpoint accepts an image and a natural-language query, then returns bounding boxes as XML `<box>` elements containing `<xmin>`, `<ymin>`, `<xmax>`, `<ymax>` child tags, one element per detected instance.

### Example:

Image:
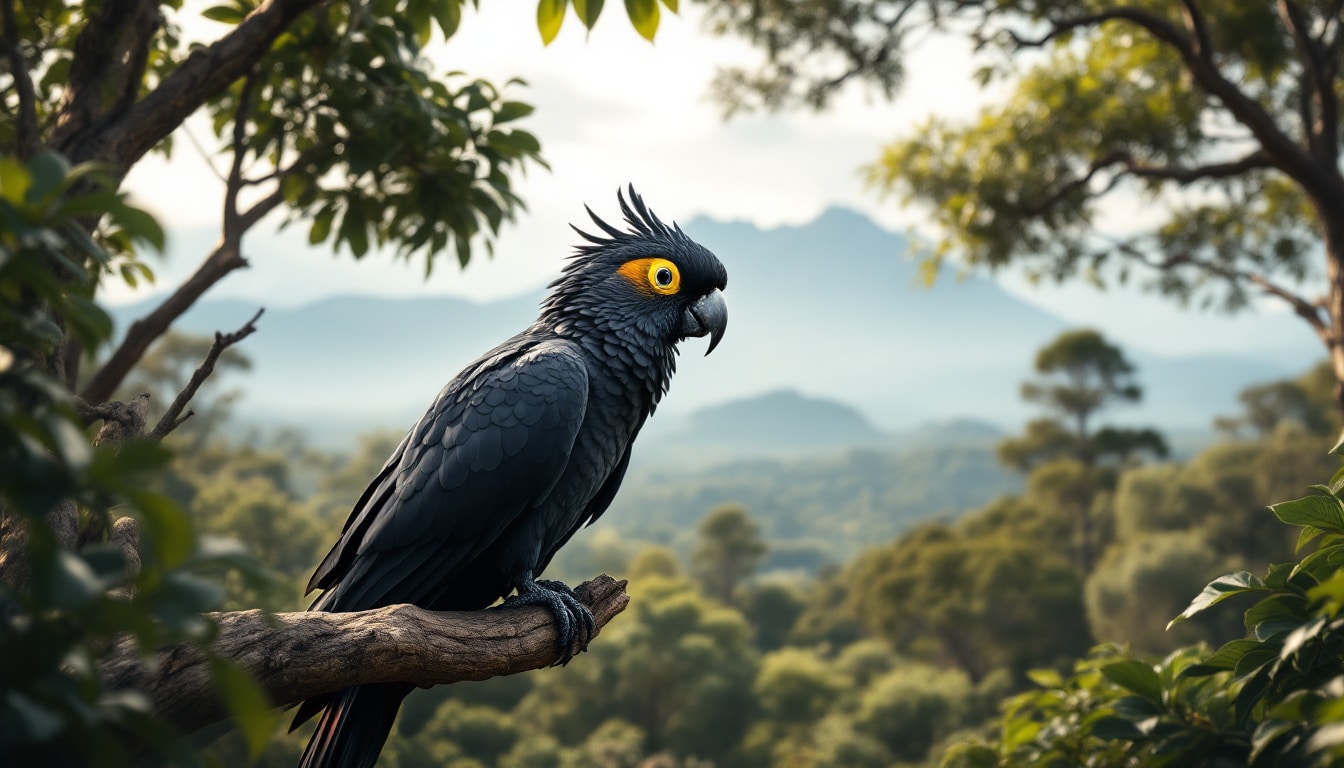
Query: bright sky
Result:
<box><xmin>115</xmin><ymin>1</ymin><xmax>1322</xmax><ymax>361</ymax></box>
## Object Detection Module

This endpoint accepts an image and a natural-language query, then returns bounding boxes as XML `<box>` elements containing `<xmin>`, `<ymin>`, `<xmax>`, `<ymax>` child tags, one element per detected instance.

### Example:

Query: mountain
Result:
<box><xmin>639</xmin><ymin>389</ymin><xmax>887</xmax><ymax>466</ymax></box>
<box><xmin>107</xmin><ymin>206</ymin><xmax>1316</xmax><ymax>450</ymax></box>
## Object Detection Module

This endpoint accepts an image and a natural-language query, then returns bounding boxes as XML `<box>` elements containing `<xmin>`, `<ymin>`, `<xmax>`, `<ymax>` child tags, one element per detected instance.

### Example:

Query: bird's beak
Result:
<box><xmin>680</xmin><ymin>289</ymin><xmax>728</xmax><ymax>355</ymax></box>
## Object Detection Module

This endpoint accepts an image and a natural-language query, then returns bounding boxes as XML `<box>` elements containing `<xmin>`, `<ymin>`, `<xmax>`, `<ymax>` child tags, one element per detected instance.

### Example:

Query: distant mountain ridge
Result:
<box><xmin>108</xmin><ymin>206</ymin><xmax>1315</xmax><ymax>451</ymax></box>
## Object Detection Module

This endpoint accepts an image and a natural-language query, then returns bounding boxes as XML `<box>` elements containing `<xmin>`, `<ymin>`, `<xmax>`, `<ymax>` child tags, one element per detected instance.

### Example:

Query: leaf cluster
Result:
<box><xmin>951</xmin><ymin>450</ymin><xmax>1344</xmax><ymax>767</ymax></box>
<box><xmin>0</xmin><ymin>152</ymin><xmax>273</xmax><ymax>766</ymax></box>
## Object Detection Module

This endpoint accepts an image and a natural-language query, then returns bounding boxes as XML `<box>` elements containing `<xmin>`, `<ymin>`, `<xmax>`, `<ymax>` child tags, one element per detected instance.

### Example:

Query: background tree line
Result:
<box><xmin>111</xmin><ymin>322</ymin><xmax>1339</xmax><ymax>767</ymax></box>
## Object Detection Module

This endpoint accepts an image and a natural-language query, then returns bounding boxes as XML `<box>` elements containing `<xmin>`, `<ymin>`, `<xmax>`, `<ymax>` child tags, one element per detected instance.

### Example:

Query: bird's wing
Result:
<box><xmin>307</xmin><ymin>339</ymin><xmax>589</xmax><ymax>611</ymax></box>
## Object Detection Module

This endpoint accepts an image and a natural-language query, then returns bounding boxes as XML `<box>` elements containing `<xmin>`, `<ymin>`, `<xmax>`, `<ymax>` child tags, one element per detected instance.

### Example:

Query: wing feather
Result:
<box><xmin>309</xmin><ymin>339</ymin><xmax>589</xmax><ymax>612</ymax></box>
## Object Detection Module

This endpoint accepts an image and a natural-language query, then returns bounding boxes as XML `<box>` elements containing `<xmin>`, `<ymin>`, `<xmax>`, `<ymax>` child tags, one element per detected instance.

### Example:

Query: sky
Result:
<box><xmin>114</xmin><ymin>1</ymin><xmax>1323</xmax><ymax>362</ymax></box>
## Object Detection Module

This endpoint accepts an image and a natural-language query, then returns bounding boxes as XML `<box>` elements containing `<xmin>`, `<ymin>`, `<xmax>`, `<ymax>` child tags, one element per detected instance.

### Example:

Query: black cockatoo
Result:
<box><xmin>293</xmin><ymin>188</ymin><xmax>728</xmax><ymax>768</ymax></box>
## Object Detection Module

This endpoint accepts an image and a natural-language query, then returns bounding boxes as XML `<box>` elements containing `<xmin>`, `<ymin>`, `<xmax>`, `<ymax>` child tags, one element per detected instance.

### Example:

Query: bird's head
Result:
<box><xmin>543</xmin><ymin>186</ymin><xmax>728</xmax><ymax>355</ymax></box>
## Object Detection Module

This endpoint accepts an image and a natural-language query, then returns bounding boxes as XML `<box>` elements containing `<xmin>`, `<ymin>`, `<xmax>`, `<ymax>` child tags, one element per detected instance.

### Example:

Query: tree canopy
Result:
<box><xmin>702</xmin><ymin>0</ymin><xmax>1344</xmax><ymax>415</ymax></box>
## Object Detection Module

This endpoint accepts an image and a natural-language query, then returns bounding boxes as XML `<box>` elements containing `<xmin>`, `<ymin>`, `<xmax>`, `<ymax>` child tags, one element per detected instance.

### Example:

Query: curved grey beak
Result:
<box><xmin>680</xmin><ymin>289</ymin><xmax>728</xmax><ymax>355</ymax></box>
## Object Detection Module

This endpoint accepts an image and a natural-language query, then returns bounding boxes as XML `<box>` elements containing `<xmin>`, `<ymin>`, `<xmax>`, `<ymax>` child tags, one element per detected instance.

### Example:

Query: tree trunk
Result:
<box><xmin>1319</xmin><ymin>200</ymin><xmax>1344</xmax><ymax>428</ymax></box>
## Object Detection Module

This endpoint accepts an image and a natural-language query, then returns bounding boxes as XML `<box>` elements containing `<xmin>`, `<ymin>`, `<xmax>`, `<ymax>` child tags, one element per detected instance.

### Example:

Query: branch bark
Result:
<box><xmin>150</xmin><ymin>308</ymin><xmax>263</xmax><ymax>440</ymax></box>
<box><xmin>1</xmin><ymin>0</ymin><xmax>39</xmax><ymax>159</ymax></box>
<box><xmin>99</xmin><ymin>575</ymin><xmax>631</xmax><ymax>736</ymax></box>
<box><xmin>61</xmin><ymin>0</ymin><xmax>325</xmax><ymax>177</ymax></box>
<box><xmin>80</xmin><ymin>242</ymin><xmax>248</xmax><ymax>405</ymax></box>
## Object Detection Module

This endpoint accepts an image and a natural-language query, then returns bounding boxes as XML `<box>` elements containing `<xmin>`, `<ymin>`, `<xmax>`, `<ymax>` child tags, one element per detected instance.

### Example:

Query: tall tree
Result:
<box><xmin>691</xmin><ymin>505</ymin><xmax>768</xmax><ymax>606</ymax></box>
<box><xmin>997</xmin><ymin>329</ymin><xmax>1165</xmax><ymax>571</ymax></box>
<box><xmin>701</xmin><ymin>0</ymin><xmax>1344</xmax><ymax>418</ymax></box>
<box><xmin>1</xmin><ymin>0</ymin><xmax>671</xmax><ymax>759</ymax></box>
<box><xmin>998</xmin><ymin>329</ymin><xmax>1167</xmax><ymax>470</ymax></box>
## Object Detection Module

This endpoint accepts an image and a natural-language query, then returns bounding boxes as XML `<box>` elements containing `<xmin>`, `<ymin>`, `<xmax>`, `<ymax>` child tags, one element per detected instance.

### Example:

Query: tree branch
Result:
<box><xmin>1</xmin><ymin>0</ymin><xmax>39</xmax><ymax>159</ymax></box>
<box><xmin>48</xmin><ymin>0</ymin><xmax>161</xmax><ymax>153</ymax></box>
<box><xmin>80</xmin><ymin>240</ymin><xmax>249</xmax><ymax>405</ymax></box>
<box><xmin>63</xmin><ymin>0</ymin><xmax>325</xmax><ymax>177</ymax></box>
<box><xmin>1116</xmin><ymin>241</ymin><xmax>1331</xmax><ymax>346</ymax></box>
<box><xmin>99</xmin><ymin>575</ymin><xmax>631</xmax><ymax>737</ymax></box>
<box><xmin>150</xmin><ymin>308</ymin><xmax>264</xmax><ymax>441</ymax></box>
<box><xmin>1015</xmin><ymin>149</ymin><xmax>1273</xmax><ymax>217</ymax></box>
<box><xmin>223</xmin><ymin>72</ymin><xmax>260</xmax><ymax>239</ymax></box>
<box><xmin>1009</xmin><ymin>6</ymin><xmax>1331</xmax><ymax>201</ymax></box>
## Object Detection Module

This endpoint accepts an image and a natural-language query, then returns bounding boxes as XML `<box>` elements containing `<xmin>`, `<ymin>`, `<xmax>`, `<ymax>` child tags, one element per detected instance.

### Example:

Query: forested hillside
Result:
<box><xmin>129</xmin><ymin>325</ymin><xmax>1339</xmax><ymax>767</ymax></box>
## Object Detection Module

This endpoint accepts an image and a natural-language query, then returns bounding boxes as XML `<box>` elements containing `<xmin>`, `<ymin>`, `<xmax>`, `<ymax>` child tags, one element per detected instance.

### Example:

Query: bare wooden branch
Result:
<box><xmin>150</xmin><ymin>308</ymin><xmax>264</xmax><ymax>441</ymax></box>
<box><xmin>99</xmin><ymin>575</ymin><xmax>631</xmax><ymax>736</ymax></box>
<box><xmin>80</xmin><ymin>242</ymin><xmax>249</xmax><ymax>405</ymax></box>
<box><xmin>1</xmin><ymin>0</ymin><xmax>39</xmax><ymax>159</ymax></box>
<box><xmin>93</xmin><ymin>393</ymin><xmax>151</xmax><ymax>447</ymax></box>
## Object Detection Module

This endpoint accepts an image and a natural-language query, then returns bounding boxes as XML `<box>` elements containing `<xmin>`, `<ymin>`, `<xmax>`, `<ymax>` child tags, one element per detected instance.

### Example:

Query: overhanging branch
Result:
<box><xmin>64</xmin><ymin>0</ymin><xmax>325</xmax><ymax>175</ymax></box>
<box><xmin>1115</xmin><ymin>241</ymin><xmax>1331</xmax><ymax>346</ymax></box>
<box><xmin>99</xmin><ymin>575</ymin><xmax>631</xmax><ymax>736</ymax></box>
<box><xmin>1007</xmin><ymin>5</ymin><xmax>1329</xmax><ymax>201</ymax></box>
<box><xmin>1015</xmin><ymin>149</ymin><xmax>1273</xmax><ymax>217</ymax></box>
<box><xmin>149</xmin><ymin>308</ymin><xmax>264</xmax><ymax>440</ymax></box>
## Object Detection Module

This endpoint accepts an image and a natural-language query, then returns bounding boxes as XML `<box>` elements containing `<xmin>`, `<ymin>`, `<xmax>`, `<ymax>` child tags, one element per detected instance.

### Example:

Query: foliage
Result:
<box><xmin>612</xmin><ymin>441</ymin><xmax>1021</xmax><ymax>566</ymax></box>
<box><xmin>0</xmin><ymin>153</ymin><xmax>268</xmax><ymax>765</ymax></box>
<box><xmin>945</xmin><ymin>453</ymin><xmax>1344</xmax><ymax>767</ymax></box>
<box><xmin>691</xmin><ymin>504</ymin><xmax>767</xmax><ymax>605</ymax></box>
<box><xmin>998</xmin><ymin>329</ymin><xmax>1166</xmax><ymax>471</ymax></box>
<box><xmin>844</xmin><ymin>523</ymin><xmax>1091</xmax><ymax>681</ymax></box>
<box><xmin>701</xmin><ymin>0</ymin><xmax>1344</xmax><ymax>412</ymax></box>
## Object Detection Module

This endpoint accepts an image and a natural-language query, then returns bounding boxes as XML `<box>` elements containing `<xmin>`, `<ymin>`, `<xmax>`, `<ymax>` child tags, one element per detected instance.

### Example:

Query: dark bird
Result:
<box><xmin>293</xmin><ymin>187</ymin><xmax>728</xmax><ymax>768</ymax></box>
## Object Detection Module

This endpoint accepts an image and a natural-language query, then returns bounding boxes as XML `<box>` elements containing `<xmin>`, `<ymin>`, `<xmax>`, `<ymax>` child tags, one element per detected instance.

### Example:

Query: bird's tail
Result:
<box><xmin>296</xmin><ymin>682</ymin><xmax>413</xmax><ymax>768</ymax></box>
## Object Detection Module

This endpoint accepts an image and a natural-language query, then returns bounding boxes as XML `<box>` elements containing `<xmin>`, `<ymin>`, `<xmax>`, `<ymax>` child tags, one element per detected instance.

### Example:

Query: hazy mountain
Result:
<box><xmin>107</xmin><ymin>206</ymin><xmax>1316</xmax><ymax>451</ymax></box>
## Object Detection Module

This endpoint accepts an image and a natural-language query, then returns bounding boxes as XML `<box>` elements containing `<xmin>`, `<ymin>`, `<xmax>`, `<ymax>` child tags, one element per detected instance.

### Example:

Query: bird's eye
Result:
<box><xmin>643</xmin><ymin>258</ymin><xmax>680</xmax><ymax>295</ymax></box>
<box><xmin>617</xmin><ymin>257</ymin><xmax>681</xmax><ymax>295</ymax></box>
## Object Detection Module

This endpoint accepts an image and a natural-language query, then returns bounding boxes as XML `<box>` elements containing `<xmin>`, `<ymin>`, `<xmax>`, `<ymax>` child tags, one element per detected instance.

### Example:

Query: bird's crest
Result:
<box><xmin>568</xmin><ymin>185</ymin><xmax>685</xmax><ymax>256</ymax></box>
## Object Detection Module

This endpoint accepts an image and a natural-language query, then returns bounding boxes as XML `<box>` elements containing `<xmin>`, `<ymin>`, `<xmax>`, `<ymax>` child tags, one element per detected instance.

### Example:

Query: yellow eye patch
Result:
<box><xmin>617</xmin><ymin>258</ymin><xmax>681</xmax><ymax>296</ymax></box>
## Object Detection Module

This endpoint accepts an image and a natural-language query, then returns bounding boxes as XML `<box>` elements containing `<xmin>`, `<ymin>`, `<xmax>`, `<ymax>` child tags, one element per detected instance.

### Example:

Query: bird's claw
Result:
<box><xmin>504</xmin><ymin>577</ymin><xmax>596</xmax><ymax>665</ymax></box>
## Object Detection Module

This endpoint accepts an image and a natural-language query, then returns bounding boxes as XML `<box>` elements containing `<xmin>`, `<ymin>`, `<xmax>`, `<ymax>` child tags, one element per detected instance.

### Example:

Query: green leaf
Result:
<box><xmin>537</xmin><ymin>0</ymin><xmax>565</xmax><ymax>45</ymax></box>
<box><xmin>1250</xmin><ymin>720</ymin><xmax>1301</xmax><ymax>764</ymax></box>
<box><xmin>1026</xmin><ymin>668</ymin><xmax>1063</xmax><ymax>689</ymax></box>
<box><xmin>0</xmin><ymin>156</ymin><xmax>32</xmax><ymax>202</ymax></box>
<box><xmin>1089</xmin><ymin>714</ymin><xmax>1151</xmax><ymax>740</ymax></box>
<box><xmin>624</xmin><ymin>0</ymin><xmax>658</xmax><ymax>40</ymax></box>
<box><xmin>1298</xmin><ymin>525</ymin><xmax>1327</xmax><ymax>552</ymax></box>
<box><xmin>433</xmin><ymin>0</ymin><xmax>462</xmax><ymax>39</ymax></box>
<box><xmin>201</xmin><ymin>4</ymin><xmax>247</xmax><ymax>23</ymax></box>
<box><xmin>111</xmin><ymin>204</ymin><xmax>166</xmax><ymax>252</ymax></box>
<box><xmin>1168</xmin><ymin>571</ymin><xmax>1268</xmax><ymax>628</ymax></box>
<box><xmin>574</xmin><ymin>0</ymin><xmax>604</xmax><ymax>28</ymax></box>
<box><xmin>36</xmin><ymin>550</ymin><xmax>105</xmax><ymax>609</ymax></box>
<box><xmin>1271</xmin><ymin>495</ymin><xmax>1344</xmax><ymax>534</ymax></box>
<box><xmin>208</xmin><ymin>655</ymin><xmax>278</xmax><ymax>759</ymax></box>
<box><xmin>494</xmin><ymin>101</ymin><xmax>535</xmax><ymax>124</ymax></box>
<box><xmin>659</xmin><ymin>0</ymin><xmax>676</xmax><ymax>11</ymax></box>
<box><xmin>1182</xmin><ymin>638</ymin><xmax>1261</xmax><ymax>677</ymax></box>
<box><xmin>27</xmin><ymin>150</ymin><xmax>71</xmax><ymax>205</ymax></box>
<box><xmin>1330</xmin><ymin>435</ymin><xmax>1344</xmax><ymax>456</ymax></box>
<box><xmin>309</xmin><ymin>207</ymin><xmax>334</xmax><ymax>245</ymax></box>
<box><xmin>1102</xmin><ymin>660</ymin><xmax>1163</xmax><ymax>705</ymax></box>
<box><xmin>128</xmin><ymin>490</ymin><xmax>195</xmax><ymax>568</ymax></box>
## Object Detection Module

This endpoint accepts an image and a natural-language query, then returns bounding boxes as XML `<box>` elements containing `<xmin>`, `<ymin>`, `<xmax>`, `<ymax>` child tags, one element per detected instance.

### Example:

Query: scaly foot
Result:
<box><xmin>503</xmin><ymin>573</ymin><xmax>596</xmax><ymax>665</ymax></box>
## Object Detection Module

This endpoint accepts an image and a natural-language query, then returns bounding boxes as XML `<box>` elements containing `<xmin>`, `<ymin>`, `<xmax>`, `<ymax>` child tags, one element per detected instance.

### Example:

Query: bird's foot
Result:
<box><xmin>503</xmin><ymin>575</ymin><xmax>596</xmax><ymax>665</ymax></box>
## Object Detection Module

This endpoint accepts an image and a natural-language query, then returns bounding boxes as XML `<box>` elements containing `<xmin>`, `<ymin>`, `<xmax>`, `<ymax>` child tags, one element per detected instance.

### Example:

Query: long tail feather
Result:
<box><xmin>297</xmin><ymin>683</ymin><xmax>413</xmax><ymax>768</ymax></box>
